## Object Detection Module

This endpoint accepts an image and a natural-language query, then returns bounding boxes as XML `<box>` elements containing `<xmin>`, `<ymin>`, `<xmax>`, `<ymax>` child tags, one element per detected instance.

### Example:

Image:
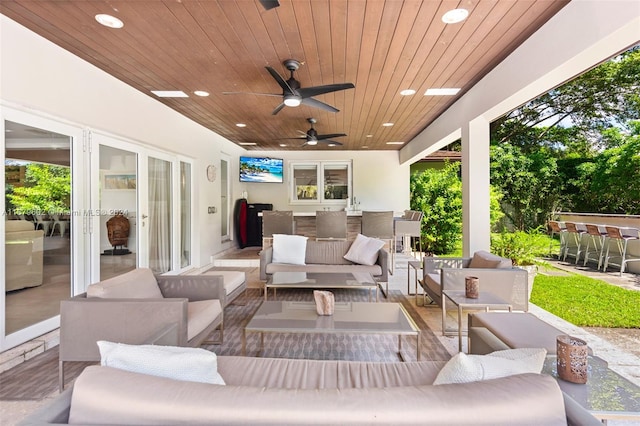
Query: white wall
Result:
<box><xmin>238</xmin><ymin>150</ymin><xmax>409</xmax><ymax>213</ymax></box>
<box><xmin>0</xmin><ymin>15</ymin><xmax>247</xmax><ymax>266</ymax></box>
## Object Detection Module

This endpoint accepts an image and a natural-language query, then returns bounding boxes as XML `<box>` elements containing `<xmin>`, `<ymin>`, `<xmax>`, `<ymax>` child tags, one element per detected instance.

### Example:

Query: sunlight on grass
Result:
<box><xmin>531</xmin><ymin>272</ymin><xmax>640</xmax><ymax>328</ymax></box>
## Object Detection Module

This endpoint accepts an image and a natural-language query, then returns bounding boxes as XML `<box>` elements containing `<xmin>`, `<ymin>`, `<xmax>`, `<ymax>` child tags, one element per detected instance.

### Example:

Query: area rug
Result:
<box><xmin>0</xmin><ymin>288</ymin><xmax>449</xmax><ymax>401</ymax></box>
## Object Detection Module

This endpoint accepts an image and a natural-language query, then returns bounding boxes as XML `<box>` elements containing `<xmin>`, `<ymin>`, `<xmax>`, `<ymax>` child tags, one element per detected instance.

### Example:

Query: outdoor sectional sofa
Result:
<box><xmin>20</xmin><ymin>355</ymin><xmax>599</xmax><ymax>425</ymax></box>
<box><xmin>260</xmin><ymin>238</ymin><xmax>389</xmax><ymax>293</ymax></box>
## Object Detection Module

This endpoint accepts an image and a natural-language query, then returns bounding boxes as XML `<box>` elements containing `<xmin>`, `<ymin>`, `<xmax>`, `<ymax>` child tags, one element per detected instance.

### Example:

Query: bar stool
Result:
<box><xmin>262</xmin><ymin>211</ymin><xmax>294</xmax><ymax>249</ymax></box>
<box><xmin>582</xmin><ymin>224</ymin><xmax>607</xmax><ymax>269</ymax></box>
<box><xmin>315</xmin><ymin>210</ymin><xmax>347</xmax><ymax>240</ymax></box>
<box><xmin>361</xmin><ymin>211</ymin><xmax>395</xmax><ymax>275</ymax></box>
<box><xmin>547</xmin><ymin>220</ymin><xmax>567</xmax><ymax>259</ymax></box>
<box><xmin>562</xmin><ymin>222</ymin><xmax>587</xmax><ymax>264</ymax></box>
<box><xmin>394</xmin><ymin>210</ymin><xmax>423</xmax><ymax>259</ymax></box>
<box><xmin>603</xmin><ymin>226</ymin><xmax>640</xmax><ymax>276</ymax></box>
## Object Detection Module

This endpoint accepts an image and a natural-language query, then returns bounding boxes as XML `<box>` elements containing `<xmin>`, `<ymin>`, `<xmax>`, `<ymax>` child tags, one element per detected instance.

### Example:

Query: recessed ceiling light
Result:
<box><xmin>327</xmin><ymin>143</ymin><xmax>339</xmax><ymax>147</ymax></box>
<box><xmin>386</xmin><ymin>142</ymin><xmax>405</xmax><ymax>145</ymax></box>
<box><xmin>279</xmin><ymin>143</ymin><xmax>288</xmax><ymax>147</ymax></box>
<box><xmin>95</xmin><ymin>14</ymin><xmax>124</xmax><ymax>29</ymax></box>
<box><xmin>366</xmin><ymin>134</ymin><xmax>373</xmax><ymax>138</ymax></box>
<box><xmin>236</xmin><ymin>123</ymin><xmax>247</xmax><ymax>127</ymax></box>
<box><xmin>425</xmin><ymin>88</ymin><xmax>461</xmax><ymax>96</ymax></box>
<box><xmin>442</xmin><ymin>8</ymin><xmax>469</xmax><ymax>24</ymax></box>
<box><xmin>151</xmin><ymin>90</ymin><xmax>188</xmax><ymax>98</ymax></box>
<box><xmin>239</xmin><ymin>142</ymin><xmax>257</xmax><ymax>146</ymax></box>
<box><xmin>361</xmin><ymin>146</ymin><xmax>369</xmax><ymax>149</ymax></box>
<box><xmin>382</xmin><ymin>122</ymin><xmax>394</xmax><ymax>127</ymax></box>
<box><xmin>194</xmin><ymin>90</ymin><xmax>209</xmax><ymax>97</ymax></box>
<box><xmin>400</xmin><ymin>89</ymin><xmax>416</xmax><ymax>96</ymax></box>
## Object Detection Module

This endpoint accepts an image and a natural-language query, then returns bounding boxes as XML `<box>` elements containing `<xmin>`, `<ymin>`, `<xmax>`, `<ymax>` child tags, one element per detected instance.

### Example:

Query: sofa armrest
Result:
<box><xmin>375</xmin><ymin>248</ymin><xmax>389</xmax><ymax>282</ymax></box>
<box><xmin>155</xmin><ymin>275</ymin><xmax>225</xmax><ymax>303</ymax></box>
<box><xmin>60</xmin><ymin>297</ymin><xmax>189</xmax><ymax>362</ymax></box>
<box><xmin>422</xmin><ymin>256</ymin><xmax>471</xmax><ymax>273</ymax></box>
<box><xmin>18</xmin><ymin>387</ymin><xmax>73</xmax><ymax>425</ymax></box>
<box><xmin>260</xmin><ymin>246</ymin><xmax>274</xmax><ymax>281</ymax></box>
<box><xmin>563</xmin><ymin>393</ymin><xmax>602</xmax><ymax>425</ymax></box>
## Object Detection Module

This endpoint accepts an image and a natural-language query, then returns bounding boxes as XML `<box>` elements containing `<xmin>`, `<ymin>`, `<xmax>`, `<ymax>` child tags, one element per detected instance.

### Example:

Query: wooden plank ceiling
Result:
<box><xmin>0</xmin><ymin>0</ymin><xmax>568</xmax><ymax>151</ymax></box>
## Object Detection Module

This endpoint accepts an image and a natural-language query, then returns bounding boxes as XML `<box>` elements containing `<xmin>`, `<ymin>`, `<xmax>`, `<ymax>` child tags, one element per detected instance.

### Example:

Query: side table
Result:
<box><xmin>543</xmin><ymin>355</ymin><xmax>640</xmax><ymax>421</ymax></box>
<box><xmin>442</xmin><ymin>290</ymin><xmax>512</xmax><ymax>352</ymax></box>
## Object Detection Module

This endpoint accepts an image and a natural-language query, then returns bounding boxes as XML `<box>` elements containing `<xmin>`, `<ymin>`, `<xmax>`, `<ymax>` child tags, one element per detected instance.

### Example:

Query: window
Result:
<box><xmin>290</xmin><ymin>161</ymin><xmax>351</xmax><ymax>204</ymax></box>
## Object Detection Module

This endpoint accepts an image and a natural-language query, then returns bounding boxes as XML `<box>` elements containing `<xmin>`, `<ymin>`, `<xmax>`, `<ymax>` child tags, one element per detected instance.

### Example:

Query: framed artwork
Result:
<box><xmin>104</xmin><ymin>174</ymin><xmax>136</xmax><ymax>190</ymax></box>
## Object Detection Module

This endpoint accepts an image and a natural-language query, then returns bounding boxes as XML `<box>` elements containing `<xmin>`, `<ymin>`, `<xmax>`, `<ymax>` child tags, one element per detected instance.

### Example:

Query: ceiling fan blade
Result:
<box><xmin>320</xmin><ymin>140</ymin><xmax>344</xmax><ymax>146</ymax></box>
<box><xmin>222</xmin><ymin>91</ymin><xmax>282</xmax><ymax>97</ymax></box>
<box><xmin>316</xmin><ymin>133</ymin><xmax>347</xmax><ymax>140</ymax></box>
<box><xmin>301</xmin><ymin>97</ymin><xmax>339</xmax><ymax>113</ymax></box>
<box><xmin>271</xmin><ymin>102</ymin><xmax>286</xmax><ymax>115</ymax></box>
<box><xmin>259</xmin><ymin>0</ymin><xmax>280</xmax><ymax>11</ymax></box>
<box><xmin>298</xmin><ymin>83</ymin><xmax>355</xmax><ymax>98</ymax></box>
<box><xmin>265</xmin><ymin>66</ymin><xmax>294</xmax><ymax>93</ymax></box>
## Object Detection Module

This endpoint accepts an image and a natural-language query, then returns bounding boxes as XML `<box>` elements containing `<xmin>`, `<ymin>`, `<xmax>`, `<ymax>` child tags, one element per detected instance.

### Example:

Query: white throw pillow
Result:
<box><xmin>343</xmin><ymin>233</ymin><xmax>385</xmax><ymax>266</ymax></box>
<box><xmin>433</xmin><ymin>348</ymin><xmax>547</xmax><ymax>385</ymax></box>
<box><xmin>97</xmin><ymin>341</ymin><xmax>225</xmax><ymax>385</ymax></box>
<box><xmin>271</xmin><ymin>234</ymin><xmax>308</xmax><ymax>265</ymax></box>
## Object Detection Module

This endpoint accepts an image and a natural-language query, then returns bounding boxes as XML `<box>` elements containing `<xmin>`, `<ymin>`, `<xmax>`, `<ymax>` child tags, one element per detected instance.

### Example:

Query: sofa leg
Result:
<box><xmin>202</xmin><ymin>322</ymin><xmax>224</xmax><ymax>345</ymax></box>
<box><xmin>59</xmin><ymin>360</ymin><xmax>65</xmax><ymax>393</ymax></box>
<box><xmin>378</xmin><ymin>282</ymin><xmax>389</xmax><ymax>298</ymax></box>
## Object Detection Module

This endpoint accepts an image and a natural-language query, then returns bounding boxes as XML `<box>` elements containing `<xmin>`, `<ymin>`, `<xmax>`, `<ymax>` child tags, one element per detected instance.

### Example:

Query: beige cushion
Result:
<box><xmin>343</xmin><ymin>234</ymin><xmax>384</xmax><ymax>266</ymax></box>
<box><xmin>86</xmin><ymin>268</ymin><xmax>163</xmax><ymax>299</ymax></box>
<box><xmin>433</xmin><ymin>348</ymin><xmax>547</xmax><ymax>385</ymax></box>
<box><xmin>305</xmin><ymin>240</ymin><xmax>353</xmax><ymax>265</ymax></box>
<box><xmin>266</xmin><ymin>263</ymin><xmax>382</xmax><ymax>276</ymax></box>
<box><xmin>188</xmin><ymin>299</ymin><xmax>222</xmax><ymax>341</ymax></box>
<box><xmin>468</xmin><ymin>250</ymin><xmax>512</xmax><ymax>269</ymax></box>
<box><xmin>272</xmin><ymin>234</ymin><xmax>308</xmax><ymax>265</ymax></box>
<box><xmin>5</xmin><ymin>220</ymin><xmax>36</xmax><ymax>232</ymax></box>
<box><xmin>205</xmin><ymin>270</ymin><xmax>246</xmax><ymax>295</ymax></box>
<box><xmin>97</xmin><ymin>341</ymin><xmax>225</xmax><ymax>385</ymax></box>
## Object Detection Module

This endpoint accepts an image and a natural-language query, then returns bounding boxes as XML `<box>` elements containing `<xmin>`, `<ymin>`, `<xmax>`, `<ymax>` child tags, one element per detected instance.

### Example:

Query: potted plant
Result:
<box><xmin>491</xmin><ymin>227</ymin><xmax>550</xmax><ymax>299</ymax></box>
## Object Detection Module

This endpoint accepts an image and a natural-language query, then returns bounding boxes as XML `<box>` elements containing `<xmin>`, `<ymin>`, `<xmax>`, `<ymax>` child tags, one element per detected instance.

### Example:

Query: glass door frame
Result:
<box><xmin>1</xmin><ymin>106</ymin><xmax>87</xmax><ymax>351</ymax></box>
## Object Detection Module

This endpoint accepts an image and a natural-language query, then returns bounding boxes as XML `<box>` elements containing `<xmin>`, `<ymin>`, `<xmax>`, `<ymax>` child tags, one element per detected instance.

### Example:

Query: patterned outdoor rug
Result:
<box><xmin>0</xmin><ymin>288</ymin><xmax>449</xmax><ymax>401</ymax></box>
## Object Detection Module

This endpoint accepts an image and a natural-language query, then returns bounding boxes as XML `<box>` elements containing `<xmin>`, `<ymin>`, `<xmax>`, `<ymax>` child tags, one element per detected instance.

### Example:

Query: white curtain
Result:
<box><xmin>180</xmin><ymin>162</ymin><xmax>191</xmax><ymax>268</ymax></box>
<box><xmin>148</xmin><ymin>157</ymin><xmax>172</xmax><ymax>273</ymax></box>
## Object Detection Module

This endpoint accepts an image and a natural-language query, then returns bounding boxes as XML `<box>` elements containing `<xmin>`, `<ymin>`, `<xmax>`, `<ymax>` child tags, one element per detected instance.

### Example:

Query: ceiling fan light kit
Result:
<box><xmin>224</xmin><ymin>59</ymin><xmax>354</xmax><ymax>116</ymax></box>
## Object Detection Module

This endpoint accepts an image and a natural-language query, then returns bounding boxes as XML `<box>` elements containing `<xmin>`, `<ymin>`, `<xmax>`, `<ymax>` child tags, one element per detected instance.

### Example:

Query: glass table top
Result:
<box><xmin>245</xmin><ymin>301</ymin><xmax>418</xmax><ymax>335</ymax></box>
<box><xmin>543</xmin><ymin>355</ymin><xmax>640</xmax><ymax>419</ymax></box>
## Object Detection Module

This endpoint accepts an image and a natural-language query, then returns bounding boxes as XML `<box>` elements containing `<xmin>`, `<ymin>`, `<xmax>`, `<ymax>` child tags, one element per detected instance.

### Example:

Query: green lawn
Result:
<box><xmin>531</xmin><ymin>272</ymin><xmax>640</xmax><ymax>328</ymax></box>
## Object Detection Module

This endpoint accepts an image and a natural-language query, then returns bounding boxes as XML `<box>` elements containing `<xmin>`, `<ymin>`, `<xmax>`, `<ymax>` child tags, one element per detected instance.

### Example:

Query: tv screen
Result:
<box><xmin>240</xmin><ymin>156</ymin><xmax>284</xmax><ymax>183</ymax></box>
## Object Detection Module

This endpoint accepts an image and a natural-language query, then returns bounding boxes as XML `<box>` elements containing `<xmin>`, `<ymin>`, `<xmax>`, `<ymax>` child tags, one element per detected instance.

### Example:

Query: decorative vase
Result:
<box><xmin>313</xmin><ymin>290</ymin><xmax>335</xmax><ymax>315</ymax></box>
<box><xmin>556</xmin><ymin>335</ymin><xmax>588</xmax><ymax>384</ymax></box>
<box><xmin>465</xmin><ymin>276</ymin><xmax>479</xmax><ymax>299</ymax></box>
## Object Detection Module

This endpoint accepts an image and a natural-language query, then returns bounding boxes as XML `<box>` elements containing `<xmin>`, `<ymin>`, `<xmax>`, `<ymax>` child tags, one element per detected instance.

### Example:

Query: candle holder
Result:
<box><xmin>465</xmin><ymin>276</ymin><xmax>479</xmax><ymax>298</ymax></box>
<box><xmin>313</xmin><ymin>290</ymin><xmax>335</xmax><ymax>315</ymax></box>
<box><xmin>556</xmin><ymin>335</ymin><xmax>588</xmax><ymax>384</ymax></box>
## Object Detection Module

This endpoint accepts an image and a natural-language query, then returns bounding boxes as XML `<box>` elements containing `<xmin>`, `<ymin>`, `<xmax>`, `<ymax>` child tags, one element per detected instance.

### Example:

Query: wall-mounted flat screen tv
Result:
<box><xmin>239</xmin><ymin>156</ymin><xmax>284</xmax><ymax>183</ymax></box>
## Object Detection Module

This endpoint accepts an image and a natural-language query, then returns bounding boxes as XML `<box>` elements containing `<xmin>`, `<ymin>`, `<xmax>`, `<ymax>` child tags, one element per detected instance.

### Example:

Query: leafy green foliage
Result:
<box><xmin>410</xmin><ymin>162</ymin><xmax>462</xmax><ymax>255</ymax></box>
<box><xmin>6</xmin><ymin>164</ymin><xmax>70</xmax><ymax>214</ymax></box>
<box><xmin>490</xmin><ymin>228</ymin><xmax>550</xmax><ymax>266</ymax></box>
<box><xmin>531</xmin><ymin>273</ymin><xmax>640</xmax><ymax>328</ymax></box>
<box><xmin>410</xmin><ymin>162</ymin><xmax>504</xmax><ymax>255</ymax></box>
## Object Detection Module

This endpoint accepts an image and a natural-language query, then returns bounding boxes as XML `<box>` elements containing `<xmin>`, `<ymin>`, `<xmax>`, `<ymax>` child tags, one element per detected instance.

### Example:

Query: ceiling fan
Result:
<box><xmin>283</xmin><ymin>118</ymin><xmax>346</xmax><ymax>147</ymax></box>
<box><xmin>223</xmin><ymin>59</ymin><xmax>355</xmax><ymax>115</ymax></box>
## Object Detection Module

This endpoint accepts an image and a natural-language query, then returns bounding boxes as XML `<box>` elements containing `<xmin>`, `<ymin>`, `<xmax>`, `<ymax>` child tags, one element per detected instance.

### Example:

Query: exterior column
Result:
<box><xmin>461</xmin><ymin>117</ymin><xmax>491</xmax><ymax>257</ymax></box>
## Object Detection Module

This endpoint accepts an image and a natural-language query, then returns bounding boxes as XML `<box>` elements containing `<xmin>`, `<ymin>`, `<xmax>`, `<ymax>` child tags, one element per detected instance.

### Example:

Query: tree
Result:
<box><xmin>410</xmin><ymin>162</ymin><xmax>504</xmax><ymax>254</ymax></box>
<box><xmin>492</xmin><ymin>47</ymin><xmax>640</xmax><ymax>152</ymax></box>
<box><xmin>6</xmin><ymin>164</ymin><xmax>71</xmax><ymax>215</ymax></box>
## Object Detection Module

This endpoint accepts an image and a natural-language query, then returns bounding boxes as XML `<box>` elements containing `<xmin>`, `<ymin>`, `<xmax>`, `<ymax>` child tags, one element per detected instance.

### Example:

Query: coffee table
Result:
<box><xmin>265</xmin><ymin>272</ymin><xmax>378</xmax><ymax>302</ymax></box>
<box><xmin>242</xmin><ymin>301</ymin><xmax>421</xmax><ymax>361</ymax></box>
<box><xmin>442</xmin><ymin>290</ymin><xmax>512</xmax><ymax>352</ymax></box>
<box><xmin>543</xmin><ymin>355</ymin><xmax>640</xmax><ymax>421</ymax></box>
